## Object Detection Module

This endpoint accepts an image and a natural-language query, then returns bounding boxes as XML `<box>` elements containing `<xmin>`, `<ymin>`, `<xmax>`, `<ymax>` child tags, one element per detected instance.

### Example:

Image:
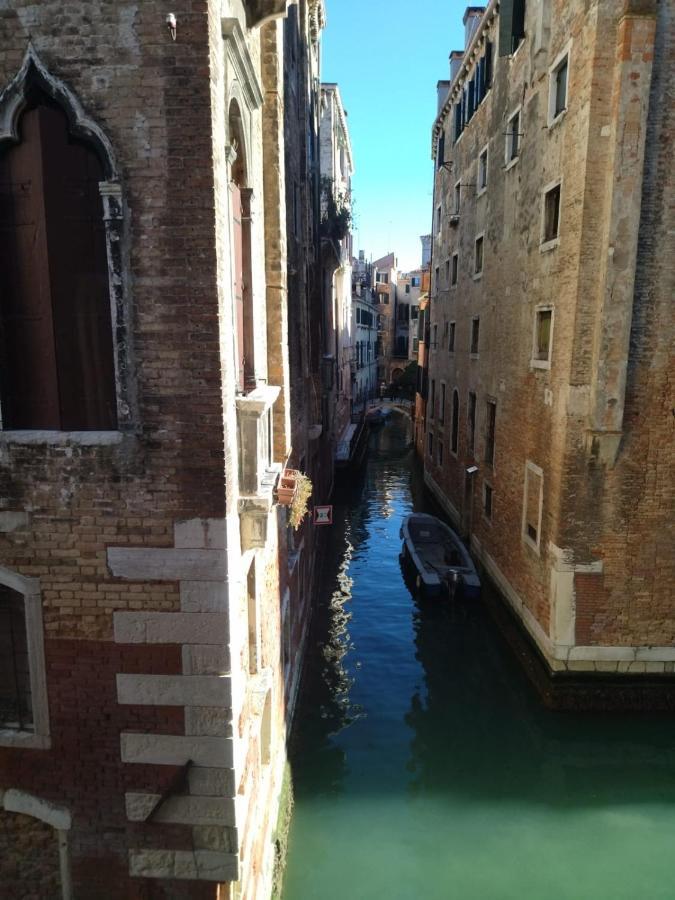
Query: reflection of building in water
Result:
<box><xmin>404</xmin><ymin>598</ymin><xmax>675</xmax><ymax>807</ymax></box>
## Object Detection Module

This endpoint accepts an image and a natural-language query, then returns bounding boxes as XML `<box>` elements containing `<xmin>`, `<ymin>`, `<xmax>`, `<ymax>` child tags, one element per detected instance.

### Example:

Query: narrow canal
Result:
<box><xmin>283</xmin><ymin>415</ymin><xmax>675</xmax><ymax>900</ymax></box>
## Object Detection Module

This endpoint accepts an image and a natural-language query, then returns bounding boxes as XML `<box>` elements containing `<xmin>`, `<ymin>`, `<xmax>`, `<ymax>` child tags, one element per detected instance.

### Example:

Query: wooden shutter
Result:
<box><xmin>485</xmin><ymin>41</ymin><xmax>494</xmax><ymax>86</ymax></box>
<box><xmin>0</xmin><ymin>107</ymin><xmax>60</xmax><ymax>428</ymax></box>
<box><xmin>40</xmin><ymin>104</ymin><xmax>117</xmax><ymax>430</ymax></box>
<box><xmin>232</xmin><ymin>183</ymin><xmax>245</xmax><ymax>392</ymax></box>
<box><xmin>499</xmin><ymin>0</ymin><xmax>515</xmax><ymax>55</ymax></box>
<box><xmin>0</xmin><ymin>100</ymin><xmax>116</xmax><ymax>430</ymax></box>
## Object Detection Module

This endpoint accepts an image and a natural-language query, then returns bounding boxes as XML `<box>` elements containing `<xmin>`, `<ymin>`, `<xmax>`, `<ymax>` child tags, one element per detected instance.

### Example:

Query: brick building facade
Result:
<box><xmin>421</xmin><ymin>1</ymin><xmax>674</xmax><ymax>686</ymax></box>
<box><xmin>0</xmin><ymin>1</ymin><xmax>330</xmax><ymax>897</ymax></box>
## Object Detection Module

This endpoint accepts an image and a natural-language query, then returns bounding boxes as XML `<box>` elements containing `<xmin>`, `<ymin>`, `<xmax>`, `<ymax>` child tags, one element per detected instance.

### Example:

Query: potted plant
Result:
<box><xmin>289</xmin><ymin>473</ymin><xmax>312</xmax><ymax>530</ymax></box>
<box><xmin>276</xmin><ymin>469</ymin><xmax>298</xmax><ymax>506</ymax></box>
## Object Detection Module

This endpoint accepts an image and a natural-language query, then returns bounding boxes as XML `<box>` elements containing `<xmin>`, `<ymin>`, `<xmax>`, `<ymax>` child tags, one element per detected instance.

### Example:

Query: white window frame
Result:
<box><xmin>504</xmin><ymin>105</ymin><xmax>521</xmax><ymax>170</ymax></box>
<box><xmin>473</xmin><ymin>232</ymin><xmax>485</xmax><ymax>279</ymax></box>
<box><xmin>548</xmin><ymin>42</ymin><xmax>572</xmax><ymax>127</ymax></box>
<box><xmin>540</xmin><ymin>178</ymin><xmax>562</xmax><ymax>251</ymax></box>
<box><xmin>454</xmin><ymin>179</ymin><xmax>461</xmax><ymax>214</ymax></box>
<box><xmin>477</xmin><ymin>144</ymin><xmax>489</xmax><ymax>196</ymax></box>
<box><xmin>522</xmin><ymin>460</ymin><xmax>544</xmax><ymax>554</ymax></box>
<box><xmin>531</xmin><ymin>305</ymin><xmax>555</xmax><ymax>369</ymax></box>
<box><xmin>0</xmin><ymin>566</ymin><xmax>50</xmax><ymax>749</ymax></box>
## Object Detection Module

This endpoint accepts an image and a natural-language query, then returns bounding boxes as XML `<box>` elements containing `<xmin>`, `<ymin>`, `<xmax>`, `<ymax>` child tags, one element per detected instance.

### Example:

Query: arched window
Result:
<box><xmin>0</xmin><ymin>89</ymin><xmax>117</xmax><ymax>429</ymax></box>
<box><xmin>228</xmin><ymin>101</ymin><xmax>255</xmax><ymax>393</ymax></box>
<box><xmin>451</xmin><ymin>389</ymin><xmax>459</xmax><ymax>454</ymax></box>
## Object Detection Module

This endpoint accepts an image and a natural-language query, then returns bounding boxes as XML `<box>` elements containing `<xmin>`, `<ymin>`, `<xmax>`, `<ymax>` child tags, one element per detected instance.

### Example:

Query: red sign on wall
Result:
<box><xmin>313</xmin><ymin>505</ymin><xmax>333</xmax><ymax>526</ymax></box>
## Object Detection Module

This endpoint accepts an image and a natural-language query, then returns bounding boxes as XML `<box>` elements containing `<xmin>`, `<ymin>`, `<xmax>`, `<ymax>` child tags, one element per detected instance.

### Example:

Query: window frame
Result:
<box><xmin>474</xmin><ymin>233</ymin><xmax>485</xmax><ymax>279</ymax></box>
<box><xmin>522</xmin><ymin>460</ymin><xmax>544</xmax><ymax>554</ymax></box>
<box><xmin>548</xmin><ymin>43</ymin><xmax>572</xmax><ymax>127</ymax></box>
<box><xmin>450</xmin><ymin>389</ymin><xmax>460</xmax><ymax>455</ymax></box>
<box><xmin>448</xmin><ymin>321</ymin><xmax>456</xmax><ymax>353</ymax></box>
<box><xmin>454</xmin><ymin>180</ymin><xmax>461</xmax><ymax>215</ymax></box>
<box><xmin>540</xmin><ymin>179</ymin><xmax>562</xmax><ymax>250</ymax></box>
<box><xmin>470</xmin><ymin>317</ymin><xmax>480</xmax><ymax>357</ymax></box>
<box><xmin>531</xmin><ymin>305</ymin><xmax>554</xmax><ymax>369</ymax></box>
<box><xmin>505</xmin><ymin>106</ymin><xmax>521</xmax><ymax>169</ymax></box>
<box><xmin>483</xmin><ymin>481</ymin><xmax>493</xmax><ymax>522</ymax></box>
<box><xmin>477</xmin><ymin>144</ymin><xmax>489</xmax><ymax>195</ymax></box>
<box><xmin>0</xmin><ymin>567</ymin><xmax>50</xmax><ymax>749</ymax></box>
<box><xmin>484</xmin><ymin>398</ymin><xmax>496</xmax><ymax>467</ymax></box>
<box><xmin>451</xmin><ymin>252</ymin><xmax>459</xmax><ymax>287</ymax></box>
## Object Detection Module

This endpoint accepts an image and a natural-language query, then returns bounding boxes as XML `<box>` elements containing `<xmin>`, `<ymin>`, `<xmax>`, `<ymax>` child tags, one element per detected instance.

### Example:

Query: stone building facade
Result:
<box><xmin>371</xmin><ymin>252</ymin><xmax>398</xmax><ymax>385</ymax></box>
<box><xmin>319</xmin><ymin>82</ymin><xmax>354</xmax><ymax>455</ymax></box>
<box><xmin>0</xmin><ymin>1</ymin><xmax>329</xmax><ymax>897</ymax></box>
<box><xmin>422</xmin><ymin>1</ymin><xmax>674</xmax><ymax>686</ymax></box>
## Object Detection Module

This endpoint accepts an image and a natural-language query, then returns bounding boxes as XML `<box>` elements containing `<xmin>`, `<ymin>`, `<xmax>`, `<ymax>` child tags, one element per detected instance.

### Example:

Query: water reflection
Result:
<box><xmin>284</xmin><ymin>414</ymin><xmax>675</xmax><ymax>900</ymax></box>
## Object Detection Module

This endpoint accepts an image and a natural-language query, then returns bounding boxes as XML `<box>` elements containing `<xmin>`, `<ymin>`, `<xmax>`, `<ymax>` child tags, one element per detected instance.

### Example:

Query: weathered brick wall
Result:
<box><xmin>566</xmin><ymin>0</ymin><xmax>674</xmax><ymax>649</ymax></box>
<box><xmin>425</xmin><ymin>0</ymin><xmax>672</xmax><ymax>671</ymax></box>
<box><xmin>0</xmin><ymin>2</ymin><xmax>226</xmax><ymax>895</ymax></box>
<box><xmin>0</xmin><ymin>811</ymin><xmax>61</xmax><ymax>900</ymax></box>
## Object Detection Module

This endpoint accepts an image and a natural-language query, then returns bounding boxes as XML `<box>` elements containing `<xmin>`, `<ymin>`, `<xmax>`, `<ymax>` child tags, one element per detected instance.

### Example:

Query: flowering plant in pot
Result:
<box><xmin>289</xmin><ymin>473</ymin><xmax>312</xmax><ymax>530</ymax></box>
<box><xmin>276</xmin><ymin>469</ymin><xmax>298</xmax><ymax>506</ymax></box>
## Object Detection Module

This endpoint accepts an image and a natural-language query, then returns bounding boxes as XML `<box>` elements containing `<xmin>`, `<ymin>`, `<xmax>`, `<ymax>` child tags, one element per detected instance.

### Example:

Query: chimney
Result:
<box><xmin>436</xmin><ymin>80</ymin><xmax>451</xmax><ymax>114</ymax></box>
<box><xmin>463</xmin><ymin>6</ymin><xmax>485</xmax><ymax>49</ymax></box>
<box><xmin>449</xmin><ymin>50</ymin><xmax>464</xmax><ymax>82</ymax></box>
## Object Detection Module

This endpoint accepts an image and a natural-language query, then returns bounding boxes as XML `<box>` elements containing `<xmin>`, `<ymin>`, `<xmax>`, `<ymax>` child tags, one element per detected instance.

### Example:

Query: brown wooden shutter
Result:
<box><xmin>0</xmin><ymin>99</ymin><xmax>116</xmax><ymax>430</ymax></box>
<box><xmin>39</xmin><ymin>104</ymin><xmax>117</xmax><ymax>430</ymax></box>
<box><xmin>232</xmin><ymin>183</ymin><xmax>245</xmax><ymax>392</ymax></box>
<box><xmin>0</xmin><ymin>107</ymin><xmax>60</xmax><ymax>428</ymax></box>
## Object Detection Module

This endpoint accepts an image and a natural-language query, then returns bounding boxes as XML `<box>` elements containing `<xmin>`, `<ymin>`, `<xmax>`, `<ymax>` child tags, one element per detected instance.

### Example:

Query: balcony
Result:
<box><xmin>235</xmin><ymin>385</ymin><xmax>282</xmax><ymax>550</ymax></box>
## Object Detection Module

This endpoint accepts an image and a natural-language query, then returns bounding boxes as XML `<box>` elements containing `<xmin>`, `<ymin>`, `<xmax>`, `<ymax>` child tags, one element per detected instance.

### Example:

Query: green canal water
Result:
<box><xmin>282</xmin><ymin>416</ymin><xmax>675</xmax><ymax>900</ymax></box>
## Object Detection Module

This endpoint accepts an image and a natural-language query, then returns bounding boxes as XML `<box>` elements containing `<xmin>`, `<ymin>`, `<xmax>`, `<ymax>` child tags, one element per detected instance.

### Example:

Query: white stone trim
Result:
<box><xmin>129</xmin><ymin>849</ymin><xmax>239</xmax><ymax>882</ymax></box>
<box><xmin>116</xmin><ymin>674</ymin><xmax>232</xmax><ymax>708</ymax></box>
<box><xmin>107</xmin><ymin>548</ymin><xmax>227</xmax><ymax>581</ymax></box>
<box><xmin>0</xmin><ymin>566</ymin><xmax>50</xmax><ymax>748</ymax></box>
<box><xmin>0</xmin><ymin>431</ymin><xmax>125</xmax><ymax>446</ymax></box>
<box><xmin>174</xmin><ymin>518</ymin><xmax>227</xmax><ymax>550</ymax></box>
<box><xmin>2</xmin><ymin>790</ymin><xmax>71</xmax><ymax>830</ymax></box>
<box><xmin>125</xmin><ymin>793</ymin><xmax>236</xmax><ymax>826</ymax></box>
<box><xmin>182</xmin><ymin>645</ymin><xmax>231</xmax><ymax>676</ymax></box>
<box><xmin>120</xmin><ymin>733</ymin><xmax>234</xmax><ymax>768</ymax></box>
<box><xmin>0</xmin><ymin>44</ymin><xmax>119</xmax><ymax>177</ymax></box>
<box><xmin>2</xmin><ymin>790</ymin><xmax>72</xmax><ymax>899</ymax></box>
<box><xmin>114</xmin><ymin>612</ymin><xmax>229</xmax><ymax>644</ymax></box>
<box><xmin>221</xmin><ymin>18</ymin><xmax>265</xmax><ymax>110</ymax></box>
<box><xmin>522</xmin><ymin>460</ymin><xmax>544</xmax><ymax>554</ymax></box>
<box><xmin>547</xmin><ymin>40</ymin><xmax>572</xmax><ymax>128</ymax></box>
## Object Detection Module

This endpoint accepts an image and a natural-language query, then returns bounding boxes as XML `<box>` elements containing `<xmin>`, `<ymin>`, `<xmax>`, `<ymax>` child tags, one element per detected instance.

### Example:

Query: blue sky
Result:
<box><xmin>322</xmin><ymin>1</ymin><xmax>465</xmax><ymax>271</ymax></box>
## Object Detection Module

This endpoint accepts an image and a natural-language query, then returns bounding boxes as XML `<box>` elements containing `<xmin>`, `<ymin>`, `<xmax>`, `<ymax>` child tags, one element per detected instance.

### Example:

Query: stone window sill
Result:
<box><xmin>530</xmin><ymin>359</ymin><xmax>551</xmax><ymax>370</ymax></box>
<box><xmin>0</xmin><ymin>729</ymin><xmax>51</xmax><ymax>750</ymax></box>
<box><xmin>0</xmin><ymin>430</ymin><xmax>125</xmax><ymax>446</ymax></box>
<box><xmin>540</xmin><ymin>237</ymin><xmax>560</xmax><ymax>253</ymax></box>
<box><xmin>504</xmin><ymin>155</ymin><xmax>519</xmax><ymax>172</ymax></box>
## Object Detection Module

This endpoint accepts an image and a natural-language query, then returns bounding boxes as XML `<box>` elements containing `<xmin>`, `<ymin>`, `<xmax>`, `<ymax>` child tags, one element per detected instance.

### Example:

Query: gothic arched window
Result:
<box><xmin>0</xmin><ymin>90</ymin><xmax>117</xmax><ymax>430</ymax></box>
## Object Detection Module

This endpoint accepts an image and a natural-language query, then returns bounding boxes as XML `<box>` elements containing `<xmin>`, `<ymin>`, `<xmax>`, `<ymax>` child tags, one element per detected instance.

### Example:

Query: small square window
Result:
<box><xmin>448</xmin><ymin>321</ymin><xmax>456</xmax><ymax>353</ymax></box>
<box><xmin>542</xmin><ymin>184</ymin><xmax>561</xmax><ymax>244</ymax></box>
<box><xmin>474</xmin><ymin>236</ymin><xmax>484</xmax><ymax>275</ymax></box>
<box><xmin>532</xmin><ymin>308</ymin><xmax>553</xmax><ymax>367</ymax></box>
<box><xmin>483</xmin><ymin>483</ymin><xmax>493</xmax><ymax>519</ymax></box>
<box><xmin>478</xmin><ymin>147</ymin><xmax>488</xmax><ymax>191</ymax></box>
<box><xmin>451</xmin><ymin>253</ymin><xmax>458</xmax><ymax>286</ymax></box>
<box><xmin>471</xmin><ymin>317</ymin><xmax>480</xmax><ymax>355</ymax></box>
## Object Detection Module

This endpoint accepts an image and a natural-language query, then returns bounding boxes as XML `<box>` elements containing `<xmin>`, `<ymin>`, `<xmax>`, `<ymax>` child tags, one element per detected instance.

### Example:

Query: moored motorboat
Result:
<box><xmin>400</xmin><ymin>513</ymin><xmax>481</xmax><ymax>600</ymax></box>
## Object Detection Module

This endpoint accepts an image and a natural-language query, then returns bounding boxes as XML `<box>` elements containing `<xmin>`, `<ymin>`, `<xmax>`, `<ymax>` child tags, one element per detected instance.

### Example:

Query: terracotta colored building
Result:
<box><xmin>422</xmin><ymin>0</ymin><xmax>674</xmax><ymax>692</ymax></box>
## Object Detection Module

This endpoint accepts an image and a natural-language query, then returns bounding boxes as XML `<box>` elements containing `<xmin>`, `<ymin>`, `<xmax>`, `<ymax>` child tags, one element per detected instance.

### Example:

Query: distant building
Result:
<box><xmin>371</xmin><ymin>252</ymin><xmax>398</xmax><ymax>385</ymax></box>
<box><xmin>420</xmin><ymin>234</ymin><xmax>432</xmax><ymax>268</ymax></box>
<box><xmin>420</xmin><ymin>1</ymin><xmax>673</xmax><ymax>693</ymax></box>
<box><xmin>320</xmin><ymin>82</ymin><xmax>354</xmax><ymax>461</ymax></box>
